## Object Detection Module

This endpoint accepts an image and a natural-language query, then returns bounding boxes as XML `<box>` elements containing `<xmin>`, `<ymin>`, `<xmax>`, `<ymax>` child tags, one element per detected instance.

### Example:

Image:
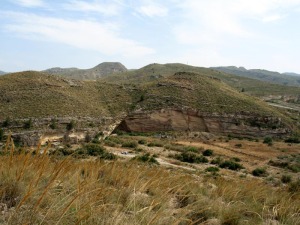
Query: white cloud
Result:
<box><xmin>137</xmin><ymin>4</ymin><xmax>168</xmax><ymax>17</ymax></box>
<box><xmin>14</xmin><ymin>0</ymin><xmax>45</xmax><ymax>7</ymax></box>
<box><xmin>172</xmin><ymin>0</ymin><xmax>300</xmax><ymax>45</ymax></box>
<box><xmin>262</xmin><ymin>14</ymin><xmax>285</xmax><ymax>23</ymax></box>
<box><xmin>4</xmin><ymin>12</ymin><xmax>155</xmax><ymax>57</ymax></box>
<box><xmin>63</xmin><ymin>0</ymin><xmax>122</xmax><ymax>16</ymax></box>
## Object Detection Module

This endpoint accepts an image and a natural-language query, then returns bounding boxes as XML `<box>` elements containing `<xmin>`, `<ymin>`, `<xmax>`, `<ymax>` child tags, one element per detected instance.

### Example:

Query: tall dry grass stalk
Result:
<box><xmin>0</xmin><ymin>139</ymin><xmax>299</xmax><ymax>224</ymax></box>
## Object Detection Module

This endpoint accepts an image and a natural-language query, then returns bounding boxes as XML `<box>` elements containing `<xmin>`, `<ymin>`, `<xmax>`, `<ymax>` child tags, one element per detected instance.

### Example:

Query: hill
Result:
<box><xmin>44</xmin><ymin>62</ymin><xmax>127</xmax><ymax>80</ymax></box>
<box><xmin>284</xmin><ymin>72</ymin><xmax>300</xmax><ymax>76</ymax></box>
<box><xmin>101</xmin><ymin>63</ymin><xmax>300</xmax><ymax>98</ymax></box>
<box><xmin>116</xmin><ymin>71</ymin><xmax>293</xmax><ymax>136</ymax></box>
<box><xmin>0</xmin><ymin>71</ymin><xmax>133</xmax><ymax>119</ymax></box>
<box><xmin>0</xmin><ymin>70</ymin><xmax>296</xmax><ymax>140</ymax></box>
<box><xmin>0</xmin><ymin>70</ymin><xmax>6</xmax><ymax>75</ymax></box>
<box><xmin>212</xmin><ymin>66</ymin><xmax>300</xmax><ymax>87</ymax></box>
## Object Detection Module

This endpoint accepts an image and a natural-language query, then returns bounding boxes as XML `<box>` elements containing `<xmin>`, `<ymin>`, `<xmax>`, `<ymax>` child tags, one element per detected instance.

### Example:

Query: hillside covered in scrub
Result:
<box><xmin>0</xmin><ymin>68</ymin><xmax>296</xmax><ymax>140</ymax></box>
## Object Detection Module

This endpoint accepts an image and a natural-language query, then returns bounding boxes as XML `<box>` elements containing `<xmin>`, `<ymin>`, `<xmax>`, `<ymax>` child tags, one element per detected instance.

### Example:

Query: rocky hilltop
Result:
<box><xmin>44</xmin><ymin>62</ymin><xmax>127</xmax><ymax>80</ymax></box>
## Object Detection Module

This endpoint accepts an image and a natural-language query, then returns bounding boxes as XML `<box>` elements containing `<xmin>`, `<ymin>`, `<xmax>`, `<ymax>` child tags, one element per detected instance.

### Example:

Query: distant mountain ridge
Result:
<box><xmin>43</xmin><ymin>62</ymin><xmax>127</xmax><ymax>80</ymax></box>
<box><xmin>0</xmin><ymin>70</ymin><xmax>6</xmax><ymax>75</ymax></box>
<box><xmin>211</xmin><ymin>66</ymin><xmax>300</xmax><ymax>87</ymax></box>
<box><xmin>283</xmin><ymin>72</ymin><xmax>300</xmax><ymax>77</ymax></box>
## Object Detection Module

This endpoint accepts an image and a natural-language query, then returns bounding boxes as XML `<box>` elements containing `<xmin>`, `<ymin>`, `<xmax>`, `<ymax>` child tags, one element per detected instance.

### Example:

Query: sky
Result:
<box><xmin>1</xmin><ymin>0</ymin><xmax>300</xmax><ymax>73</ymax></box>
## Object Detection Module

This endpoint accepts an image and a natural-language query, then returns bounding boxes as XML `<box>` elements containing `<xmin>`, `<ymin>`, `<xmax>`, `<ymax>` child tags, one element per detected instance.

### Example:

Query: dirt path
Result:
<box><xmin>176</xmin><ymin>141</ymin><xmax>264</xmax><ymax>160</ymax></box>
<box><xmin>105</xmin><ymin>146</ymin><xmax>195</xmax><ymax>171</ymax></box>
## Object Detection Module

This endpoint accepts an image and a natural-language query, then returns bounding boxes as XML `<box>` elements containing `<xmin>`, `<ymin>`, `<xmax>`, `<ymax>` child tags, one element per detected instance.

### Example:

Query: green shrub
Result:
<box><xmin>105</xmin><ymin>136</ymin><xmax>123</xmax><ymax>145</ymax></box>
<box><xmin>287</xmin><ymin>164</ymin><xmax>300</xmax><ymax>173</ymax></box>
<box><xmin>49</xmin><ymin>119</ymin><xmax>57</xmax><ymax>129</ymax></box>
<box><xmin>235</xmin><ymin>143</ymin><xmax>242</xmax><ymax>148</ymax></box>
<box><xmin>99</xmin><ymin>152</ymin><xmax>116</xmax><ymax>160</ymax></box>
<box><xmin>133</xmin><ymin>153</ymin><xmax>159</xmax><ymax>164</ymax></box>
<box><xmin>281</xmin><ymin>174</ymin><xmax>292</xmax><ymax>184</ymax></box>
<box><xmin>23</xmin><ymin>119</ymin><xmax>32</xmax><ymax>129</ymax></box>
<box><xmin>85</xmin><ymin>144</ymin><xmax>105</xmax><ymax>156</ymax></box>
<box><xmin>285</xmin><ymin>136</ymin><xmax>300</xmax><ymax>144</ymax></box>
<box><xmin>175</xmin><ymin>152</ymin><xmax>208</xmax><ymax>164</ymax></box>
<box><xmin>288</xmin><ymin>179</ymin><xmax>300</xmax><ymax>193</ymax></box>
<box><xmin>205</xmin><ymin>166</ymin><xmax>219</xmax><ymax>173</ymax></box>
<box><xmin>0</xmin><ymin>128</ymin><xmax>4</xmax><ymax>141</ymax></box>
<box><xmin>203</xmin><ymin>149</ymin><xmax>213</xmax><ymax>156</ymax></box>
<box><xmin>147</xmin><ymin>142</ymin><xmax>163</xmax><ymax>147</ymax></box>
<box><xmin>231</xmin><ymin>157</ymin><xmax>241</xmax><ymax>162</ymax></box>
<box><xmin>104</xmin><ymin>140</ymin><xmax>116</xmax><ymax>147</ymax></box>
<box><xmin>220</xmin><ymin>160</ymin><xmax>244</xmax><ymax>171</ymax></box>
<box><xmin>2</xmin><ymin>117</ymin><xmax>11</xmax><ymax>127</ymax></box>
<box><xmin>184</xmin><ymin>146</ymin><xmax>200</xmax><ymax>153</ymax></box>
<box><xmin>211</xmin><ymin>157</ymin><xmax>223</xmax><ymax>165</ymax></box>
<box><xmin>263</xmin><ymin>137</ymin><xmax>273</xmax><ymax>146</ymax></box>
<box><xmin>138</xmin><ymin>139</ymin><xmax>147</xmax><ymax>145</ymax></box>
<box><xmin>66</xmin><ymin>120</ymin><xmax>76</xmax><ymax>131</ymax></box>
<box><xmin>252</xmin><ymin>168</ymin><xmax>267</xmax><ymax>177</ymax></box>
<box><xmin>122</xmin><ymin>141</ymin><xmax>138</xmax><ymax>148</ymax></box>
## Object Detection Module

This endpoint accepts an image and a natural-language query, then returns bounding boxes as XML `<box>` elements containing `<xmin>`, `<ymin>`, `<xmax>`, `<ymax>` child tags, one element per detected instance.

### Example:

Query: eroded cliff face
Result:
<box><xmin>116</xmin><ymin>109</ymin><xmax>291</xmax><ymax>137</ymax></box>
<box><xmin>2</xmin><ymin>116</ymin><xmax>123</xmax><ymax>146</ymax></box>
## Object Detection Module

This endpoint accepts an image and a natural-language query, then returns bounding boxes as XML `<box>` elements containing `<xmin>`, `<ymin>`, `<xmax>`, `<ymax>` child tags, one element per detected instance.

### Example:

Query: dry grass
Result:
<box><xmin>0</xmin><ymin>137</ymin><xmax>299</xmax><ymax>225</ymax></box>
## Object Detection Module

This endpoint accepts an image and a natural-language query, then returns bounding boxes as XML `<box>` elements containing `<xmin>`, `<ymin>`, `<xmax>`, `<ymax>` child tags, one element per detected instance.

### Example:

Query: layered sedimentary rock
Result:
<box><xmin>117</xmin><ymin>109</ymin><xmax>291</xmax><ymax>137</ymax></box>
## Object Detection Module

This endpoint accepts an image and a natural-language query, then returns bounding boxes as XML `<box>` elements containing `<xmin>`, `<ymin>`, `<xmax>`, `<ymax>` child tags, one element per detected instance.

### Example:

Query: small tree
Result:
<box><xmin>0</xmin><ymin>128</ymin><xmax>4</xmax><ymax>141</ymax></box>
<box><xmin>252</xmin><ymin>168</ymin><xmax>267</xmax><ymax>177</ymax></box>
<box><xmin>203</xmin><ymin>149</ymin><xmax>213</xmax><ymax>156</ymax></box>
<box><xmin>66</xmin><ymin>120</ymin><xmax>76</xmax><ymax>131</ymax></box>
<box><xmin>23</xmin><ymin>119</ymin><xmax>32</xmax><ymax>129</ymax></box>
<box><xmin>2</xmin><ymin>117</ymin><xmax>11</xmax><ymax>127</ymax></box>
<box><xmin>263</xmin><ymin>137</ymin><xmax>273</xmax><ymax>146</ymax></box>
<box><xmin>49</xmin><ymin>119</ymin><xmax>57</xmax><ymax>129</ymax></box>
<box><xmin>281</xmin><ymin>174</ymin><xmax>292</xmax><ymax>184</ymax></box>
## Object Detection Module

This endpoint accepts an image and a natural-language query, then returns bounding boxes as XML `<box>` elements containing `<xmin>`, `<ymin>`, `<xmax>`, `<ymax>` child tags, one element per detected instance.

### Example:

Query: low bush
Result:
<box><xmin>184</xmin><ymin>146</ymin><xmax>200</xmax><ymax>153</ymax></box>
<box><xmin>147</xmin><ymin>142</ymin><xmax>163</xmax><ymax>147</ymax></box>
<box><xmin>220</xmin><ymin>160</ymin><xmax>244</xmax><ymax>171</ymax></box>
<box><xmin>99</xmin><ymin>152</ymin><xmax>116</xmax><ymax>160</ymax></box>
<box><xmin>66</xmin><ymin>120</ymin><xmax>76</xmax><ymax>131</ymax></box>
<box><xmin>281</xmin><ymin>174</ymin><xmax>292</xmax><ymax>184</ymax></box>
<box><xmin>85</xmin><ymin>144</ymin><xmax>105</xmax><ymax>156</ymax></box>
<box><xmin>49</xmin><ymin>119</ymin><xmax>57</xmax><ymax>129</ymax></box>
<box><xmin>175</xmin><ymin>152</ymin><xmax>208</xmax><ymax>164</ymax></box>
<box><xmin>263</xmin><ymin>137</ymin><xmax>273</xmax><ymax>146</ymax></box>
<box><xmin>133</xmin><ymin>153</ymin><xmax>159</xmax><ymax>164</ymax></box>
<box><xmin>2</xmin><ymin>117</ymin><xmax>11</xmax><ymax>127</ymax></box>
<box><xmin>122</xmin><ymin>141</ymin><xmax>138</xmax><ymax>148</ymax></box>
<box><xmin>231</xmin><ymin>157</ymin><xmax>241</xmax><ymax>162</ymax></box>
<box><xmin>288</xmin><ymin>179</ymin><xmax>300</xmax><ymax>193</ymax></box>
<box><xmin>285</xmin><ymin>136</ymin><xmax>300</xmax><ymax>144</ymax></box>
<box><xmin>252</xmin><ymin>168</ymin><xmax>267</xmax><ymax>177</ymax></box>
<box><xmin>211</xmin><ymin>157</ymin><xmax>223</xmax><ymax>165</ymax></box>
<box><xmin>203</xmin><ymin>149</ymin><xmax>213</xmax><ymax>156</ymax></box>
<box><xmin>138</xmin><ymin>139</ymin><xmax>147</xmax><ymax>145</ymax></box>
<box><xmin>23</xmin><ymin>119</ymin><xmax>33</xmax><ymax>129</ymax></box>
<box><xmin>205</xmin><ymin>166</ymin><xmax>219</xmax><ymax>173</ymax></box>
<box><xmin>104</xmin><ymin>140</ymin><xmax>116</xmax><ymax>147</ymax></box>
<box><xmin>0</xmin><ymin>128</ymin><xmax>4</xmax><ymax>141</ymax></box>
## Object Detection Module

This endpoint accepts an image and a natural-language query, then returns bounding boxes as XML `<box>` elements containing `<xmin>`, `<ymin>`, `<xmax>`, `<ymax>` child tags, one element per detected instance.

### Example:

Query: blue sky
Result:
<box><xmin>1</xmin><ymin>0</ymin><xmax>300</xmax><ymax>73</ymax></box>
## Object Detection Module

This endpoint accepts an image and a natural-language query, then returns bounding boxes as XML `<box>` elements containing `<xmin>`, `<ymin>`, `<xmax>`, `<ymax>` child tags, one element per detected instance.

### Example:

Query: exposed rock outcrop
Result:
<box><xmin>116</xmin><ymin>109</ymin><xmax>291</xmax><ymax>137</ymax></box>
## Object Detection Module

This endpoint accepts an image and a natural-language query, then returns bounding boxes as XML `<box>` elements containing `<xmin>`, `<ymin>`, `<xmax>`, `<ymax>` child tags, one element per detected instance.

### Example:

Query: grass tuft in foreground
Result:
<box><xmin>0</xmin><ymin>137</ymin><xmax>299</xmax><ymax>224</ymax></box>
